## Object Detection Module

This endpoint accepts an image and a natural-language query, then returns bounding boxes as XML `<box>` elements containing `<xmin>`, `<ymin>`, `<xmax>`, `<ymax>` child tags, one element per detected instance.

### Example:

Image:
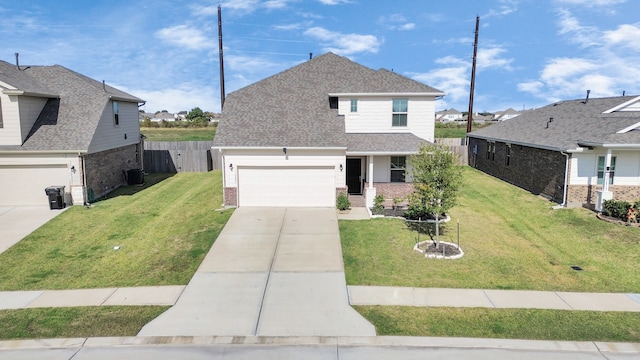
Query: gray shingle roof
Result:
<box><xmin>346</xmin><ymin>133</ymin><xmax>428</xmax><ymax>153</ymax></box>
<box><xmin>467</xmin><ymin>96</ymin><xmax>640</xmax><ymax>150</ymax></box>
<box><xmin>0</xmin><ymin>61</ymin><xmax>143</xmax><ymax>151</ymax></box>
<box><xmin>213</xmin><ymin>52</ymin><xmax>444</xmax><ymax>148</ymax></box>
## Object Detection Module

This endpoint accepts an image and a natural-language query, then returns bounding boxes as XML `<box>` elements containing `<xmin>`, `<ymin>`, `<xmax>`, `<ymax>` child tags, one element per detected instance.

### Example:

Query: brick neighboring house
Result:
<box><xmin>467</xmin><ymin>95</ymin><xmax>640</xmax><ymax>210</ymax></box>
<box><xmin>0</xmin><ymin>60</ymin><xmax>144</xmax><ymax>206</ymax></box>
<box><xmin>213</xmin><ymin>53</ymin><xmax>445</xmax><ymax>208</ymax></box>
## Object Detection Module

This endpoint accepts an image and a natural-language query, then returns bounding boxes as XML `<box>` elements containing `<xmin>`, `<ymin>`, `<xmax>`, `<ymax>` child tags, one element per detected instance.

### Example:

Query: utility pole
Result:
<box><xmin>467</xmin><ymin>16</ymin><xmax>479</xmax><ymax>133</ymax></box>
<box><xmin>218</xmin><ymin>5</ymin><xmax>226</xmax><ymax>111</ymax></box>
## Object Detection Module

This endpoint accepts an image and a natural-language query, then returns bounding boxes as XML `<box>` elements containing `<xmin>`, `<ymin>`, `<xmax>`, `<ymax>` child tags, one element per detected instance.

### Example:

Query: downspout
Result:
<box><xmin>559</xmin><ymin>151</ymin><xmax>569</xmax><ymax>207</ymax></box>
<box><xmin>80</xmin><ymin>154</ymin><xmax>89</xmax><ymax>205</ymax></box>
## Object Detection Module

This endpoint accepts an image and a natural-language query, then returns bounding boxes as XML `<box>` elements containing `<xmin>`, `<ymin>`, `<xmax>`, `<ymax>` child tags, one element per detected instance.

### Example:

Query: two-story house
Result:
<box><xmin>212</xmin><ymin>53</ymin><xmax>445</xmax><ymax>208</ymax></box>
<box><xmin>0</xmin><ymin>59</ymin><xmax>144</xmax><ymax>206</ymax></box>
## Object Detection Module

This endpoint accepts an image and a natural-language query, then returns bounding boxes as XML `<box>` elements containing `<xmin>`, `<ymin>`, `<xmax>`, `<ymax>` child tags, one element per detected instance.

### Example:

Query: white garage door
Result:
<box><xmin>238</xmin><ymin>166</ymin><xmax>335</xmax><ymax>207</ymax></box>
<box><xmin>0</xmin><ymin>165</ymin><xmax>69</xmax><ymax>206</ymax></box>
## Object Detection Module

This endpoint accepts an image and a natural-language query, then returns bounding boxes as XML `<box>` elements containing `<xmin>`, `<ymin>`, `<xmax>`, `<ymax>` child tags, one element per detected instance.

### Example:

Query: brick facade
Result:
<box><xmin>468</xmin><ymin>138</ymin><xmax>566</xmax><ymax>203</ymax></box>
<box><xmin>83</xmin><ymin>143</ymin><xmax>142</xmax><ymax>201</ymax></box>
<box><xmin>568</xmin><ymin>185</ymin><xmax>640</xmax><ymax>208</ymax></box>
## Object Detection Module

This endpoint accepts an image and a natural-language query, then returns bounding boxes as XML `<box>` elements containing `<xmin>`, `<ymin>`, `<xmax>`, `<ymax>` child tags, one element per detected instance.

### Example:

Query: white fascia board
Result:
<box><xmin>214</xmin><ymin>146</ymin><xmax>347</xmax><ymax>151</ymax></box>
<box><xmin>2</xmin><ymin>89</ymin><xmax>59</xmax><ymax>98</ymax></box>
<box><xmin>0</xmin><ymin>80</ymin><xmax>17</xmax><ymax>90</ymax></box>
<box><xmin>616</xmin><ymin>121</ymin><xmax>640</xmax><ymax>134</ymax></box>
<box><xmin>603</xmin><ymin>95</ymin><xmax>640</xmax><ymax>114</ymax></box>
<box><xmin>328</xmin><ymin>92</ymin><xmax>446</xmax><ymax>97</ymax></box>
<box><xmin>0</xmin><ymin>149</ymin><xmax>86</xmax><ymax>155</ymax></box>
<box><xmin>346</xmin><ymin>151</ymin><xmax>419</xmax><ymax>156</ymax></box>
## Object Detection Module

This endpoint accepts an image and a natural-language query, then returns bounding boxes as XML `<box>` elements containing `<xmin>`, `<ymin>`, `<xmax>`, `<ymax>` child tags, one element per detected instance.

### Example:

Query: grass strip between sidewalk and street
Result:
<box><xmin>340</xmin><ymin>167</ymin><xmax>640</xmax><ymax>293</ymax></box>
<box><xmin>0</xmin><ymin>171</ymin><xmax>232</xmax><ymax>291</ymax></box>
<box><xmin>0</xmin><ymin>307</ymin><xmax>168</xmax><ymax>340</ymax></box>
<box><xmin>355</xmin><ymin>306</ymin><xmax>640</xmax><ymax>342</ymax></box>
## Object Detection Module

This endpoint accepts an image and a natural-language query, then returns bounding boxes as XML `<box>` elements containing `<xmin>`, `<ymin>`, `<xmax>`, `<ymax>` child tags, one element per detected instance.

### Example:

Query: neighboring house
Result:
<box><xmin>465</xmin><ymin>113</ymin><xmax>493</xmax><ymax>123</ymax></box>
<box><xmin>493</xmin><ymin>108</ymin><xmax>520</xmax><ymax>121</ymax></box>
<box><xmin>212</xmin><ymin>53</ymin><xmax>445</xmax><ymax>208</ymax></box>
<box><xmin>467</xmin><ymin>95</ymin><xmax>640</xmax><ymax>210</ymax></box>
<box><xmin>0</xmin><ymin>60</ymin><xmax>144</xmax><ymax>206</ymax></box>
<box><xmin>436</xmin><ymin>108</ymin><xmax>463</xmax><ymax>122</ymax></box>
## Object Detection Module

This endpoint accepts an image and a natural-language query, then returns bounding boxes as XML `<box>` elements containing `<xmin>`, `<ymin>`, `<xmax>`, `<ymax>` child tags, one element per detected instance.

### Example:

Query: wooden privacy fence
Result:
<box><xmin>435</xmin><ymin>138</ymin><xmax>469</xmax><ymax>165</ymax></box>
<box><xmin>144</xmin><ymin>141</ymin><xmax>221</xmax><ymax>173</ymax></box>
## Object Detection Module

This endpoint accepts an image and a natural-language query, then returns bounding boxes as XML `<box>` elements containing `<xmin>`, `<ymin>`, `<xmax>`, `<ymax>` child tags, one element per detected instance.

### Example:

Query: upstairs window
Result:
<box><xmin>597</xmin><ymin>156</ymin><xmax>616</xmax><ymax>185</ymax></box>
<box><xmin>390</xmin><ymin>156</ymin><xmax>406</xmax><ymax>182</ymax></box>
<box><xmin>392</xmin><ymin>98</ymin><xmax>408</xmax><ymax>126</ymax></box>
<box><xmin>505</xmin><ymin>144</ymin><xmax>511</xmax><ymax>166</ymax></box>
<box><xmin>350</xmin><ymin>99</ymin><xmax>358</xmax><ymax>112</ymax></box>
<box><xmin>113</xmin><ymin>101</ymin><xmax>119</xmax><ymax>126</ymax></box>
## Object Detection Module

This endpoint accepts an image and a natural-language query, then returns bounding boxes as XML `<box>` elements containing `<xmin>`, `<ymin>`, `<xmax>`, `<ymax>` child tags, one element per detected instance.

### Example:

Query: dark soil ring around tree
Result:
<box><xmin>414</xmin><ymin>240</ymin><xmax>464</xmax><ymax>259</ymax></box>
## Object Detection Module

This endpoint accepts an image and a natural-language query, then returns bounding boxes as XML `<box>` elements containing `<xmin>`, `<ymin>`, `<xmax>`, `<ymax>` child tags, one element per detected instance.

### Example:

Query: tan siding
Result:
<box><xmin>0</xmin><ymin>94</ymin><xmax>22</xmax><ymax>145</ymax></box>
<box><xmin>18</xmin><ymin>96</ymin><xmax>48</xmax><ymax>143</ymax></box>
<box><xmin>88</xmin><ymin>101</ymin><xmax>141</xmax><ymax>153</ymax></box>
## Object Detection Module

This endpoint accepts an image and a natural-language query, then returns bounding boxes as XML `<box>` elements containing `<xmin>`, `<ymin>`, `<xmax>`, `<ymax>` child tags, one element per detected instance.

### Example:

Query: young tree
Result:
<box><xmin>186</xmin><ymin>107</ymin><xmax>207</xmax><ymax>126</ymax></box>
<box><xmin>410</xmin><ymin>143</ymin><xmax>464</xmax><ymax>245</ymax></box>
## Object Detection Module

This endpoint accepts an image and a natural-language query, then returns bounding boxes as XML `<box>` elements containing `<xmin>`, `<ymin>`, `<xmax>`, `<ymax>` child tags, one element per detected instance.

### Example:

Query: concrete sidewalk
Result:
<box><xmin>1</xmin><ymin>285</ymin><xmax>638</xmax><ymax>312</ymax></box>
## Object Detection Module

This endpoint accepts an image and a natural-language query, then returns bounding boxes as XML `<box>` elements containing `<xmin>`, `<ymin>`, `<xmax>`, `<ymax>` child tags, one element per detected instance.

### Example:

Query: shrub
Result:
<box><xmin>403</xmin><ymin>193</ymin><xmax>429</xmax><ymax>220</ymax></box>
<box><xmin>373</xmin><ymin>194</ymin><xmax>385</xmax><ymax>215</ymax></box>
<box><xmin>602</xmin><ymin>199</ymin><xmax>630</xmax><ymax>220</ymax></box>
<box><xmin>336</xmin><ymin>192</ymin><xmax>350</xmax><ymax>211</ymax></box>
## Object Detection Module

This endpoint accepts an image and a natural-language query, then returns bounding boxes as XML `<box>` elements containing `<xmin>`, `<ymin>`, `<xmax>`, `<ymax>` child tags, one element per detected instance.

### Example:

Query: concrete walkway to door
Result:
<box><xmin>138</xmin><ymin>207</ymin><xmax>375</xmax><ymax>337</ymax></box>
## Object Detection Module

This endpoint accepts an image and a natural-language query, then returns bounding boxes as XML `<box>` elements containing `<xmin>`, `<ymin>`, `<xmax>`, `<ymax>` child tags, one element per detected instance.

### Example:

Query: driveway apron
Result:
<box><xmin>138</xmin><ymin>207</ymin><xmax>374</xmax><ymax>337</ymax></box>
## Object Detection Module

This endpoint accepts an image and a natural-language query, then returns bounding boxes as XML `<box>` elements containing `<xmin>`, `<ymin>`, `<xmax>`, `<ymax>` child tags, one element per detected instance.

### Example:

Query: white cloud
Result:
<box><xmin>556</xmin><ymin>9</ymin><xmax>600</xmax><ymax>47</ymax></box>
<box><xmin>554</xmin><ymin>0</ymin><xmax>626</xmax><ymax>6</ymax></box>
<box><xmin>477</xmin><ymin>47</ymin><xmax>513</xmax><ymax>70</ymax></box>
<box><xmin>155</xmin><ymin>25</ymin><xmax>213</xmax><ymax>50</ymax></box>
<box><xmin>517</xmin><ymin>81</ymin><xmax>544</xmax><ymax>93</ymax></box>
<box><xmin>378</xmin><ymin>14</ymin><xmax>415</xmax><ymax>31</ymax></box>
<box><xmin>604</xmin><ymin>24</ymin><xmax>640</xmax><ymax>51</ymax></box>
<box><xmin>410</xmin><ymin>66</ymin><xmax>469</xmax><ymax>103</ymax></box>
<box><xmin>304</xmin><ymin>27</ymin><xmax>381</xmax><ymax>55</ymax></box>
<box><xmin>483</xmin><ymin>0</ymin><xmax>518</xmax><ymax>18</ymax></box>
<box><xmin>317</xmin><ymin>0</ymin><xmax>351</xmax><ymax>4</ymax></box>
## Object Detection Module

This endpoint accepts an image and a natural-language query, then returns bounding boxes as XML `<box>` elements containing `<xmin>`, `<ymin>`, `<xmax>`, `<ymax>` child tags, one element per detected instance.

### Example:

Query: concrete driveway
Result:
<box><xmin>138</xmin><ymin>207</ymin><xmax>375</xmax><ymax>337</ymax></box>
<box><xmin>0</xmin><ymin>206</ymin><xmax>67</xmax><ymax>255</ymax></box>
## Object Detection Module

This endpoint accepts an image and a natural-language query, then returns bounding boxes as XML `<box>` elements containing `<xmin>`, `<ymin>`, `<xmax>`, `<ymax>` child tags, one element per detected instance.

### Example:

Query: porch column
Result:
<box><xmin>603</xmin><ymin>149</ymin><xmax>612</xmax><ymax>193</ymax></box>
<box><xmin>368</xmin><ymin>156</ymin><xmax>374</xmax><ymax>189</ymax></box>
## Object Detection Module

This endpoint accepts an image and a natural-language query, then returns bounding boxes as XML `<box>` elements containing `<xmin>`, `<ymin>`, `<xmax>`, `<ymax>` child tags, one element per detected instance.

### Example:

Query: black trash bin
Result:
<box><xmin>45</xmin><ymin>186</ymin><xmax>65</xmax><ymax>210</ymax></box>
<box><xmin>127</xmin><ymin>169</ymin><xmax>144</xmax><ymax>185</ymax></box>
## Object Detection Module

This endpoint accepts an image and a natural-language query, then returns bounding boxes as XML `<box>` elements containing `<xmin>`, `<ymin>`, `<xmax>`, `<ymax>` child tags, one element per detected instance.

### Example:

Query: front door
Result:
<box><xmin>346</xmin><ymin>158</ymin><xmax>362</xmax><ymax>194</ymax></box>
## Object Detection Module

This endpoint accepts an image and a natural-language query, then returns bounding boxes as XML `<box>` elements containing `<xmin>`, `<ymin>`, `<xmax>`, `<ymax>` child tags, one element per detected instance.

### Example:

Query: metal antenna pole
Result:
<box><xmin>218</xmin><ymin>5</ymin><xmax>226</xmax><ymax>111</ymax></box>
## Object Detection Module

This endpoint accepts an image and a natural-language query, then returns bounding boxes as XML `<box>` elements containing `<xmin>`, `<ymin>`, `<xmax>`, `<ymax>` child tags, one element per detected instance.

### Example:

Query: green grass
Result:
<box><xmin>340</xmin><ymin>167</ymin><xmax>640</xmax><ymax>292</ymax></box>
<box><xmin>141</xmin><ymin>127</ymin><xmax>216</xmax><ymax>141</ymax></box>
<box><xmin>356</xmin><ymin>306</ymin><xmax>640</xmax><ymax>342</ymax></box>
<box><xmin>0</xmin><ymin>171</ymin><xmax>232</xmax><ymax>290</ymax></box>
<box><xmin>435</xmin><ymin>123</ymin><xmax>492</xmax><ymax>138</ymax></box>
<box><xmin>0</xmin><ymin>307</ymin><xmax>168</xmax><ymax>340</ymax></box>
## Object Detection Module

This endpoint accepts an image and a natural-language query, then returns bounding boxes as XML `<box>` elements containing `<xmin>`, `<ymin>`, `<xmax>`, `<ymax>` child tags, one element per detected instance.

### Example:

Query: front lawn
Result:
<box><xmin>0</xmin><ymin>171</ymin><xmax>232</xmax><ymax>290</ymax></box>
<box><xmin>340</xmin><ymin>167</ymin><xmax>640</xmax><ymax>293</ymax></box>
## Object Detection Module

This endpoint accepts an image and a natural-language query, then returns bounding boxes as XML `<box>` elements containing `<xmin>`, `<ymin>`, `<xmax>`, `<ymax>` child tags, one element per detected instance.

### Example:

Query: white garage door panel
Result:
<box><xmin>239</xmin><ymin>167</ymin><xmax>335</xmax><ymax>207</ymax></box>
<box><xmin>0</xmin><ymin>165</ymin><xmax>69</xmax><ymax>206</ymax></box>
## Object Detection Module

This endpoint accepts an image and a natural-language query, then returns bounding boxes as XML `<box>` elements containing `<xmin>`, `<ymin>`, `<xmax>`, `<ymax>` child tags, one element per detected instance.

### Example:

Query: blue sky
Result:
<box><xmin>1</xmin><ymin>0</ymin><xmax>639</xmax><ymax>114</ymax></box>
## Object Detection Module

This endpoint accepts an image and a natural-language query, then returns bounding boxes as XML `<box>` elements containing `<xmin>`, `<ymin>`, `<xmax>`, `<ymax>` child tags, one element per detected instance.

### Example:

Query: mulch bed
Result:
<box><xmin>596</xmin><ymin>213</ymin><xmax>640</xmax><ymax>227</ymax></box>
<box><xmin>418</xmin><ymin>241</ymin><xmax>462</xmax><ymax>257</ymax></box>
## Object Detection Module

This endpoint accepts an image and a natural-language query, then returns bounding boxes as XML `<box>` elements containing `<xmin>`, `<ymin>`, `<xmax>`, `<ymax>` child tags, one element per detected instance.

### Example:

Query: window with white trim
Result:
<box><xmin>392</xmin><ymin>98</ymin><xmax>408</xmax><ymax>126</ymax></box>
<box><xmin>390</xmin><ymin>156</ymin><xmax>406</xmax><ymax>182</ymax></box>
<box><xmin>350</xmin><ymin>99</ymin><xmax>357</xmax><ymax>112</ymax></box>
<box><xmin>597</xmin><ymin>156</ymin><xmax>616</xmax><ymax>185</ymax></box>
<box><xmin>113</xmin><ymin>101</ymin><xmax>120</xmax><ymax>126</ymax></box>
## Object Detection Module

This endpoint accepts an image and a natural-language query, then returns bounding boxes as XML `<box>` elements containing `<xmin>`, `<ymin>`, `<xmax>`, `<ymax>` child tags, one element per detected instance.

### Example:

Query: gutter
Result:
<box><xmin>559</xmin><ymin>151</ymin><xmax>570</xmax><ymax>208</ymax></box>
<box><xmin>328</xmin><ymin>92</ymin><xmax>446</xmax><ymax>97</ymax></box>
<box><xmin>214</xmin><ymin>146</ymin><xmax>348</xmax><ymax>151</ymax></box>
<box><xmin>0</xmin><ymin>149</ymin><xmax>87</xmax><ymax>155</ymax></box>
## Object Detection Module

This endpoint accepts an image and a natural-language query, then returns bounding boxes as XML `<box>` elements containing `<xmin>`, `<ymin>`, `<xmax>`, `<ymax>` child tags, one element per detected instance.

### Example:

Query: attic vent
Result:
<box><xmin>329</xmin><ymin>96</ymin><xmax>338</xmax><ymax>110</ymax></box>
